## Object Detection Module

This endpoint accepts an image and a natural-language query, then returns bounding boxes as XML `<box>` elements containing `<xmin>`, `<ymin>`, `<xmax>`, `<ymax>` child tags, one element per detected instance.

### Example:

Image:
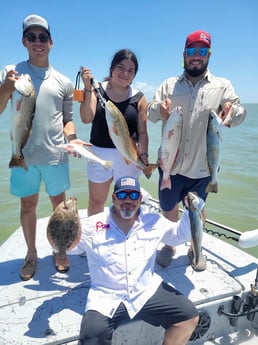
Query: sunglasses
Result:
<box><xmin>115</xmin><ymin>191</ymin><xmax>141</xmax><ymax>201</ymax></box>
<box><xmin>185</xmin><ymin>47</ymin><xmax>210</xmax><ymax>57</ymax></box>
<box><xmin>25</xmin><ymin>33</ymin><xmax>50</xmax><ymax>43</ymax></box>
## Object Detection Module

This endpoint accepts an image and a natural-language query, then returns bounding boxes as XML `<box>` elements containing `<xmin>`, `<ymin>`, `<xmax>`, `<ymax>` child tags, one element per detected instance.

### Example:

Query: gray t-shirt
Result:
<box><xmin>0</xmin><ymin>61</ymin><xmax>74</xmax><ymax>165</ymax></box>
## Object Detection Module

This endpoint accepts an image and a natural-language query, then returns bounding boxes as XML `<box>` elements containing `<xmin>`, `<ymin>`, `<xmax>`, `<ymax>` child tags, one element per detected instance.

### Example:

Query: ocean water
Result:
<box><xmin>0</xmin><ymin>103</ymin><xmax>257</xmax><ymax>257</ymax></box>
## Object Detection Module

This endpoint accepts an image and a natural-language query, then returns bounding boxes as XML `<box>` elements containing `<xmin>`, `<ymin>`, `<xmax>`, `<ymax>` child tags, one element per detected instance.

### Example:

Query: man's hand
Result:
<box><xmin>2</xmin><ymin>70</ymin><xmax>18</xmax><ymax>94</ymax></box>
<box><xmin>160</xmin><ymin>98</ymin><xmax>172</xmax><ymax>120</ymax></box>
<box><xmin>66</xmin><ymin>139</ymin><xmax>92</xmax><ymax>158</ymax></box>
<box><xmin>219</xmin><ymin>102</ymin><xmax>233</xmax><ymax>127</ymax></box>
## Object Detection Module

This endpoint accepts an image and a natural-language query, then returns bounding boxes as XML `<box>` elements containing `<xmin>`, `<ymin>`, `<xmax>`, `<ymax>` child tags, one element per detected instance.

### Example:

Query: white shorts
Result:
<box><xmin>87</xmin><ymin>146</ymin><xmax>142</xmax><ymax>183</ymax></box>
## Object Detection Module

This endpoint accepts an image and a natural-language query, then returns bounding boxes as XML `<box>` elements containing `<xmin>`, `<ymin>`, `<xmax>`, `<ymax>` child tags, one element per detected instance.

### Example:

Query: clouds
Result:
<box><xmin>133</xmin><ymin>81</ymin><xmax>157</xmax><ymax>101</ymax></box>
<box><xmin>1</xmin><ymin>1</ymin><xmax>257</xmax><ymax>103</ymax></box>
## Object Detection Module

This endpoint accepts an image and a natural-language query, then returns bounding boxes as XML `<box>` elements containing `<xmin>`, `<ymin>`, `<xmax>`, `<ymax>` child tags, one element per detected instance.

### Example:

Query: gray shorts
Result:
<box><xmin>79</xmin><ymin>282</ymin><xmax>198</xmax><ymax>345</ymax></box>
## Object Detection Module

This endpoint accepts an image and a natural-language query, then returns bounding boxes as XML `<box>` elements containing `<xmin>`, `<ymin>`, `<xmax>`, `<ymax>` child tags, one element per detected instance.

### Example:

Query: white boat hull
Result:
<box><xmin>0</xmin><ymin>208</ymin><xmax>258</xmax><ymax>345</ymax></box>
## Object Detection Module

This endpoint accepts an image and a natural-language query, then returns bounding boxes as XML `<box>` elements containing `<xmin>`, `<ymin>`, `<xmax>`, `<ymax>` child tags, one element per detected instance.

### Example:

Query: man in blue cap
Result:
<box><xmin>77</xmin><ymin>175</ymin><xmax>201</xmax><ymax>345</ymax></box>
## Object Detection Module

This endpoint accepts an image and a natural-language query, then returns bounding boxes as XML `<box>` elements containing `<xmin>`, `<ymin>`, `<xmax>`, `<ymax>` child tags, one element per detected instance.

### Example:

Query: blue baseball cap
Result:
<box><xmin>114</xmin><ymin>176</ymin><xmax>140</xmax><ymax>193</ymax></box>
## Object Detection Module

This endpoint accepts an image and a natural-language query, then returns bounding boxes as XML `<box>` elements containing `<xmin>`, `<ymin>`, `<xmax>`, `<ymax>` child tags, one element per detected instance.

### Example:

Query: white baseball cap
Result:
<box><xmin>23</xmin><ymin>14</ymin><xmax>51</xmax><ymax>36</ymax></box>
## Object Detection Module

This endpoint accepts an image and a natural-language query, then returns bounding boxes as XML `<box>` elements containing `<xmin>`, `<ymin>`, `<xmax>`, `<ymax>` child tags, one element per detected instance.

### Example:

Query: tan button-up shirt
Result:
<box><xmin>147</xmin><ymin>70</ymin><xmax>246</xmax><ymax>179</ymax></box>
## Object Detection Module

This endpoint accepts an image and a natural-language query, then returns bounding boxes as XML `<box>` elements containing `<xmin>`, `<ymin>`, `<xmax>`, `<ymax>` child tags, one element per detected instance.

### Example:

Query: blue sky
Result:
<box><xmin>1</xmin><ymin>0</ymin><xmax>257</xmax><ymax>103</ymax></box>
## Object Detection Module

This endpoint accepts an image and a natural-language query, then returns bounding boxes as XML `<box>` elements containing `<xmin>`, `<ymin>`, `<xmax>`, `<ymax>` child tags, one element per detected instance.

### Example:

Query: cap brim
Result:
<box><xmin>23</xmin><ymin>25</ymin><xmax>51</xmax><ymax>37</ymax></box>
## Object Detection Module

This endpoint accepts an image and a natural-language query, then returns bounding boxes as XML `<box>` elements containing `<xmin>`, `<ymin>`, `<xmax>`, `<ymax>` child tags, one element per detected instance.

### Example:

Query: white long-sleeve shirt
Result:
<box><xmin>78</xmin><ymin>206</ymin><xmax>192</xmax><ymax>319</ymax></box>
<box><xmin>147</xmin><ymin>70</ymin><xmax>246</xmax><ymax>179</ymax></box>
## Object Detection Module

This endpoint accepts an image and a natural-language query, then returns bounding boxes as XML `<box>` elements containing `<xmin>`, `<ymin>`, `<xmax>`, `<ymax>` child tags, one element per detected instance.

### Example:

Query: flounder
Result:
<box><xmin>47</xmin><ymin>197</ymin><xmax>81</xmax><ymax>255</ymax></box>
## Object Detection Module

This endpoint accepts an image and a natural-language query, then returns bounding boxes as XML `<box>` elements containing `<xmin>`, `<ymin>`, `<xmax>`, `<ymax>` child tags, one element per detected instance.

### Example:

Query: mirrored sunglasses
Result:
<box><xmin>185</xmin><ymin>47</ymin><xmax>210</xmax><ymax>57</ymax></box>
<box><xmin>25</xmin><ymin>33</ymin><xmax>50</xmax><ymax>43</ymax></box>
<box><xmin>115</xmin><ymin>191</ymin><xmax>140</xmax><ymax>201</ymax></box>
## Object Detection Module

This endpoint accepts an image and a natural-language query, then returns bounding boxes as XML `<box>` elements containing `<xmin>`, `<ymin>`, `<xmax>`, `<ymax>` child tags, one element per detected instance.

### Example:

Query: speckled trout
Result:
<box><xmin>9</xmin><ymin>74</ymin><xmax>36</xmax><ymax>170</ymax></box>
<box><xmin>159</xmin><ymin>106</ymin><xmax>182</xmax><ymax>190</ymax></box>
<box><xmin>187</xmin><ymin>192</ymin><xmax>206</xmax><ymax>271</ymax></box>
<box><xmin>205</xmin><ymin>110</ymin><xmax>222</xmax><ymax>193</ymax></box>
<box><xmin>105</xmin><ymin>100</ymin><xmax>157</xmax><ymax>179</ymax></box>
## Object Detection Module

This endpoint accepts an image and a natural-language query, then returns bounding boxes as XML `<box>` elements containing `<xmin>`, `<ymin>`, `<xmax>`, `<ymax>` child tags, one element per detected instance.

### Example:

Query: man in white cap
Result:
<box><xmin>0</xmin><ymin>15</ymin><xmax>86</xmax><ymax>280</ymax></box>
<box><xmin>148</xmin><ymin>30</ymin><xmax>246</xmax><ymax>268</ymax></box>
<box><xmin>77</xmin><ymin>175</ymin><xmax>200</xmax><ymax>345</ymax></box>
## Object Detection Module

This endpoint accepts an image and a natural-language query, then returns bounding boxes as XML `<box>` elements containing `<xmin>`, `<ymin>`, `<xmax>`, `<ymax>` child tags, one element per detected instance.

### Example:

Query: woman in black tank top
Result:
<box><xmin>80</xmin><ymin>49</ymin><xmax>149</xmax><ymax>216</ymax></box>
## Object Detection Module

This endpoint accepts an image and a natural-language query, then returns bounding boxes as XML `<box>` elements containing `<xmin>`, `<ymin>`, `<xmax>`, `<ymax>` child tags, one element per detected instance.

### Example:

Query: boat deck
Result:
<box><xmin>0</xmin><ymin>210</ymin><xmax>258</xmax><ymax>345</ymax></box>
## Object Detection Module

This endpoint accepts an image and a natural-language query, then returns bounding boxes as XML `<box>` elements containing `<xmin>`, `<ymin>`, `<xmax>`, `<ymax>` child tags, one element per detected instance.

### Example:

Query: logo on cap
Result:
<box><xmin>120</xmin><ymin>177</ymin><xmax>136</xmax><ymax>187</ymax></box>
<box><xmin>23</xmin><ymin>14</ymin><xmax>50</xmax><ymax>35</ymax></box>
<box><xmin>185</xmin><ymin>30</ymin><xmax>211</xmax><ymax>48</ymax></box>
<box><xmin>200</xmin><ymin>33</ymin><xmax>210</xmax><ymax>44</ymax></box>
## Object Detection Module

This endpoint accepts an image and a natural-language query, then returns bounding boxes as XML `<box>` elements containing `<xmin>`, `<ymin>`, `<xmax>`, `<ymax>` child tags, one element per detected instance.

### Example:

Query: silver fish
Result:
<box><xmin>9</xmin><ymin>74</ymin><xmax>36</xmax><ymax>170</ymax></box>
<box><xmin>61</xmin><ymin>143</ymin><xmax>112</xmax><ymax>169</ymax></box>
<box><xmin>205</xmin><ymin>110</ymin><xmax>222</xmax><ymax>193</ymax></box>
<box><xmin>47</xmin><ymin>197</ymin><xmax>81</xmax><ymax>256</ymax></box>
<box><xmin>187</xmin><ymin>192</ymin><xmax>206</xmax><ymax>271</ymax></box>
<box><xmin>159</xmin><ymin>106</ymin><xmax>182</xmax><ymax>190</ymax></box>
<box><xmin>105</xmin><ymin>100</ymin><xmax>157</xmax><ymax>178</ymax></box>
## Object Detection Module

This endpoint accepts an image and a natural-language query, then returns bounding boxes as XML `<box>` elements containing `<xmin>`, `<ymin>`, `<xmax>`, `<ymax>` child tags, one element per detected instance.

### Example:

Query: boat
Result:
<box><xmin>0</xmin><ymin>189</ymin><xmax>258</xmax><ymax>345</ymax></box>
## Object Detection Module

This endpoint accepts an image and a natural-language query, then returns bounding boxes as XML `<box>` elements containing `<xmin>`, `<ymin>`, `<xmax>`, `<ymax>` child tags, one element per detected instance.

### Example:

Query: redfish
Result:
<box><xmin>9</xmin><ymin>74</ymin><xmax>36</xmax><ymax>170</ymax></box>
<box><xmin>159</xmin><ymin>106</ymin><xmax>182</xmax><ymax>190</ymax></box>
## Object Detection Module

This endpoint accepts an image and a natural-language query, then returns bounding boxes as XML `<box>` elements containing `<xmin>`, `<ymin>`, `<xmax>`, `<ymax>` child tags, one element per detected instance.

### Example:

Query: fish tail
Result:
<box><xmin>104</xmin><ymin>160</ymin><xmax>112</xmax><ymax>169</ymax></box>
<box><xmin>205</xmin><ymin>182</ymin><xmax>218</xmax><ymax>193</ymax></box>
<box><xmin>9</xmin><ymin>154</ymin><xmax>28</xmax><ymax>171</ymax></box>
<box><xmin>191</xmin><ymin>248</ymin><xmax>207</xmax><ymax>271</ymax></box>
<box><xmin>143</xmin><ymin>163</ymin><xmax>158</xmax><ymax>179</ymax></box>
<box><xmin>160</xmin><ymin>178</ymin><xmax>171</xmax><ymax>191</ymax></box>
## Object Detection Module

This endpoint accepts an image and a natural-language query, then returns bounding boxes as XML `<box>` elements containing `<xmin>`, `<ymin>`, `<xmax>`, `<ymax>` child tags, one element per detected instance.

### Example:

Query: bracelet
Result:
<box><xmin>84</xmin><ymin>87</ymin><xmax>92</xmax><ymax>93</ymax></box>
<box><xmin>67</xmin><ymin>134</ymin><xmax>77</xmax><ymax>142</ymax></box>
<box><xmin>140</xmin><ymin>152</ymin><xmax>149</xmax><ymax>158</ymax></box>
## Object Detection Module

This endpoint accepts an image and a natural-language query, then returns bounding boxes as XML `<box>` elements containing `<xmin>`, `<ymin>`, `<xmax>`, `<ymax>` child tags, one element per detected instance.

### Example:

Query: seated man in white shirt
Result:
<box><xmin>77</xmin><ymin>176</ymin><xmax>200</xmax><ymax>345</ymax></box>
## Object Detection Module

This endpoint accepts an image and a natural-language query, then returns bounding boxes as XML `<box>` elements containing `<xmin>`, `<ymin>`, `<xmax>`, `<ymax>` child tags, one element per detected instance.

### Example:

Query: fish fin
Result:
<box><xmin>112</xmin><ymin>126</ymin><xmax>119</xmax><ymax>137</ymax></box>
<box><xmin>15</xmin><ymin>99</ymin><xmax>22</xmax><ymax>112</ymax></box>
<box><xmin>205</xmin><ymin>182</ymin><xmax>218</xmax><ymax>193</ymax></box>
<box><xmin>104</xmin><ymin>160</ymin><xmax>112</xmax><ymax>169</ymax></box>
<box><xmin>123</xmin><ymin>158</ymin><xmax>131</xmax><ymax>165</ymax></box>
<box><xmin>143</xmin><ymin>163</ymin><xmax>158</xmax><ymax>179</ymax></box>
<box><xmin>188</xmin><ymin>248</ymin><xmax>207</xmax><ymax>272</ymax></box>
<box><xmin>9</xmin><ymin>154</ymin><xmax>28</xmax><ymax>171</ymax></box>
<box><xmin>171</xmin><ymin>149</ymin><xmax>179</xmax><ymax>169</ymax></box>
<box><xmin>130</xmin><ymin>138</ymin><xmax>137</xmax><ymax>149</ymax></box>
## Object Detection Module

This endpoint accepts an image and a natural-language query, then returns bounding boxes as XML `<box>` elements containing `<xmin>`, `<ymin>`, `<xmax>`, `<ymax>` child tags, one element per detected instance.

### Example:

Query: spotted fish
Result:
<box><xmin>205</xmin><ymin>110</ymin><xmax>222</xmax><ymax>193</ymax></box>
<box><xmin>9</xmin><ymin>74</ymin><xmax>36</xmax><ymax>170</ymax></box>
<box><xmin>105</xmin><ymin>100</ymin><xmax>157</xmax><ymax>178</ymax></box>
<box><xmin>61</xmin><ymin>143</ymin><xmax>112</xmax><ymax>169</ymax></box>
<box><xmin>159</xmin><ymin>106</ymin><xmax>182</xmax><ymax>190</ymax></box>
<box><xmin>187</xmin><ymin>192</ymin><xmax>206</xmax><ymax>271</ymax></box>
<box><xmin>47</xmin><ymin>197</ymin><xmax>81</xmax><ymax>256</ymax></box>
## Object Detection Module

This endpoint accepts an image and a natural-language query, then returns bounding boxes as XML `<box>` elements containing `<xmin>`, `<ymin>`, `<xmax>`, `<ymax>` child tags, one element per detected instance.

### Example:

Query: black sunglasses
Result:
<box><xmin>115</xmin><ymin>191</ymin><xmax>140</xmax><ymax>201</ymax></box>
<box><xmin>25</xmin><ymin>33</ymin><xmax>50</xmax><ymax>43</ymax></box>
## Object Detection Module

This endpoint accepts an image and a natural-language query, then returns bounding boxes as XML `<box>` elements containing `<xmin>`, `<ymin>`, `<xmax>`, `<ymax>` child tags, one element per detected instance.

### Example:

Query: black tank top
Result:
<box><xmin>90</xmin><ymin>84</ymin><xmax>144</xmax><ymax>148</ymax></box>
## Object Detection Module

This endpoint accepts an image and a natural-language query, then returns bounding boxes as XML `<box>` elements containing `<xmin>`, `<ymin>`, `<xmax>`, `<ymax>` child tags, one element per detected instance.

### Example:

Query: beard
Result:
<box><xmin>119</xmin><ymin>208</ymin><xmax>138</xmax><ymax>219</ymax></box>
<box><xmin>184</xmin><ymin>60</ymin><xmax>208</xmax><ymax>77</ymax></box>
